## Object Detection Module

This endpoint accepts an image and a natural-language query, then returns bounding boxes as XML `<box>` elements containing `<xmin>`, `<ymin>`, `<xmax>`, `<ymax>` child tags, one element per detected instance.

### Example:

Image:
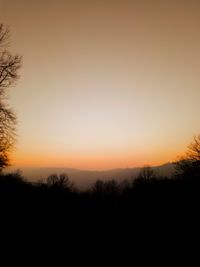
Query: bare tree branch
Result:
<box><xmin>0</xmin><ymin>24</ymin><xmax>21</xmax><ymax>169</ymax></box>
<box><xmin>175</xmin><ymin>135</ymin><xmax>200</xmax><ymax>178</ymax></box>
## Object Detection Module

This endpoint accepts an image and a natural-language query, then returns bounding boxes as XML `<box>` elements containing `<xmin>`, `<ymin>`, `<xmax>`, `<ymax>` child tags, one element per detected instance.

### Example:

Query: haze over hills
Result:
<box><xmin>6</xmin><ymin>163</ymin><xmax>175</xmax><ymax>189</ymax></box>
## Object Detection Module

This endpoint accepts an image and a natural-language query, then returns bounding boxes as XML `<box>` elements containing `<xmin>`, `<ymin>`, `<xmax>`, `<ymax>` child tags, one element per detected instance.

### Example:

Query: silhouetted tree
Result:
<box><xmin>0</xmin><ymin>24</ymin><xmax>22</xmax><ymax>169</ymax></box>
<box><xmin>175</xmin><ymin>135</ymin><xmax>200</xmax><ymax>179</ymax></box>
<box><xmin>186</xmin><ymin>135</ymin><xmax>200</xmax><ymax>161</ymax></box>
<box><xmin>137</xmin><ymin>166</ymin><xmax>155</xmax><ymax>180</ymax></box>
<box><xmin>47</xmin><ymin>173</ymin><xmax>75</xmax><ymax>192</ymax></box>
<box><xmin>91</xmin><ymin>179</ymin><xmax>120</xmax><ymax>199</ymax></box>
<box><xmin>103</xmin><ymin>180</ymin><xmax>119</xmax><ymax>196</ymax></box>
<box><xmin>91</xmin><ymin>180</ymin><xmax>105</xmax><ymax>196</ymax></box>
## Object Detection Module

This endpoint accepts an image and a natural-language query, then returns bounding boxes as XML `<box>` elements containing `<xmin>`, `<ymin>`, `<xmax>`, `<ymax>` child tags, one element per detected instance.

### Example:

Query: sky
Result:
<box><xmin>0</xmin><ymin>0</ymin><xmax>200</xmax><ymax>170</ymax></box>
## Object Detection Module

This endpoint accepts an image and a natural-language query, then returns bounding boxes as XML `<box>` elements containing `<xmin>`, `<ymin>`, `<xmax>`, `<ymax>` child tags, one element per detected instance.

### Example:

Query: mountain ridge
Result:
<box><xmin>6</xmin><ymin>163</ymin><xmax>175</xmax><ymax>189</ymax></box>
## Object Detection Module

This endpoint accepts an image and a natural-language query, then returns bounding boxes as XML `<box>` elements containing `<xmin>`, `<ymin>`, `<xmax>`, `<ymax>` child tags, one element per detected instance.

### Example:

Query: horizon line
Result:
<box><xmin>6</xmin><ymin>161</ymin><xmax>173</xmax><ymax>172</ymax></box>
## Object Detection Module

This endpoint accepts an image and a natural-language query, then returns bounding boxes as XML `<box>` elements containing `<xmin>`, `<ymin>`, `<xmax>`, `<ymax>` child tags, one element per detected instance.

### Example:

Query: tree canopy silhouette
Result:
<box><xmin>137</xmin><ymin>166</ymin><xmax>155</xmax><ymax>180</ymax></box>
<box><xmin>47</xmin><ymin>173</ymin><xmax>75</xmax><ymax>193</ymax></box>
<box><xmin>0</xmin><ymin>24</ymin><xmax>22</xmax><ymax>170</ymax></box>
<box><xmin>175</xmin><ymin>135</ymin><xmax>200</xmax><ymax>179</ymax></box>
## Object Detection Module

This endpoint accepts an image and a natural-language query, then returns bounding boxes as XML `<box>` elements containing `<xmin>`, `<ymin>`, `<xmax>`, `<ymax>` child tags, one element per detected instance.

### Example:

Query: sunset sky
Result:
<box><xmin>1</xmin><ymin>0</ymin><xmax>200</xmax><ymax>170</ymax></box>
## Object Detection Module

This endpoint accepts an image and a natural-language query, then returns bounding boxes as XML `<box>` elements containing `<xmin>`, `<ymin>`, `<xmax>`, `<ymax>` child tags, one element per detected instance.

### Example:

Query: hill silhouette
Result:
<box><xmin>6</xmin><ymin>162</ymin><xmax>175</xmax><ymax>188</ymax></box>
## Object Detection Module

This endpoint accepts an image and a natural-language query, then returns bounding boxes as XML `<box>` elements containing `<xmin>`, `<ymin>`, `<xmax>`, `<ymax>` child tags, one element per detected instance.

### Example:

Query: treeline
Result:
<box><xmin>0</xmin><ymin>162</ymin><xmax>199</xmax><ymax>243</ymax></box>
<box><xmin>0</xmin><ymin>165</ymin><xmax>199</xmax><ymax>213</ymax></box>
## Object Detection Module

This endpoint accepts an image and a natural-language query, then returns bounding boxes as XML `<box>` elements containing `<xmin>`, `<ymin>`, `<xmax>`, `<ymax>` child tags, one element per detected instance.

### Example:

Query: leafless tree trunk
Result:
<box><xmin>0</xmin><ymin>24</ymin><xmax>22</xmax><ymax>169</ymax></box>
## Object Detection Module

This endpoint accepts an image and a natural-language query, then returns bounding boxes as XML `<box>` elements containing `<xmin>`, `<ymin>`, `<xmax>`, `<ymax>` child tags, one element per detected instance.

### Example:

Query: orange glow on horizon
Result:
<box><xmin>11</xmin><ymin>147</ymin><xmax>181</xmax><ymax>170</ymax></box>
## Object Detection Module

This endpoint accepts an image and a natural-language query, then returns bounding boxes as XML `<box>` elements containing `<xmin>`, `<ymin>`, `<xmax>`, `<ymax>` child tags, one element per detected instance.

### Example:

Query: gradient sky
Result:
<box><xmin>1</xmin><ymin>0</ymin><xmax>200</xmax><ymax>169</ymax></box>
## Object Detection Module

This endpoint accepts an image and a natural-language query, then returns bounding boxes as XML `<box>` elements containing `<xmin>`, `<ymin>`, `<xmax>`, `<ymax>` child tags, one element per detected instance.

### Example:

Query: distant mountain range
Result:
<box><xmin>6</xmin><ymin>163</ymin><xmax>175</xmax><ymax>189</ymax></box>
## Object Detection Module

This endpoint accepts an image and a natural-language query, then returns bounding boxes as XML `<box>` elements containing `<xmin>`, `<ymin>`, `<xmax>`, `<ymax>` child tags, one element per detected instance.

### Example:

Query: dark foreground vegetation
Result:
<box><xmin>2</xmin><ymin>170</ymin><xmax>199</xmax><ymax>260</ymax></box>
<box><xmin>0</xmin><ymin>164</ymin><xmax>199</xmax><ymax>222</ymax></box>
